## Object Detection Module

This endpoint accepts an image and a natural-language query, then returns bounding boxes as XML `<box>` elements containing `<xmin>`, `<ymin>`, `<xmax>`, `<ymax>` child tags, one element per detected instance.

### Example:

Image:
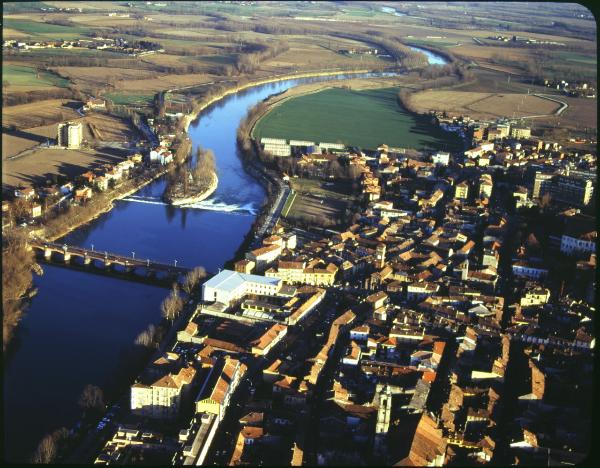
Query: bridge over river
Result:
<box><xmin>30</xmin><ymin>239</ymin><xmax>192</xmax><ymax>278</ymax></box>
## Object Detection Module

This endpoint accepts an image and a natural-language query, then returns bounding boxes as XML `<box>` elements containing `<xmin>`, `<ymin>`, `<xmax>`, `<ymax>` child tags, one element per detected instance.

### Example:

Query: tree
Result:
<box><xmin>78</xmin><ymin>384</ymin><xmax>104</xmax><ymax>413</ymax></box>
<box><xmin>135</xmin><ymin>324</ymin><xmax>156</xmax><ymax>348</ymax></box>
<box><xmin>182</xmin><ymin>266</ymin><xmax>207</xmax><ymax>296</ymax></box>
<box><xmin>160</xmin><ymin>286</ymin><xmax>183</xmax><ymax>322</ymax></box>
<box><xmin>539</xmin><ymin>192</ymin><xmax>552</xmax><ymax>212</ymax></box>
<box><xmin>31</xmin><ymin>428</ymin><xmax>69</xmax><ymax>464</ymax></box>
<box><xmin>31</xmin><ymin>433</ymin><xmax>57</xmax><ymax>464</ymax></box>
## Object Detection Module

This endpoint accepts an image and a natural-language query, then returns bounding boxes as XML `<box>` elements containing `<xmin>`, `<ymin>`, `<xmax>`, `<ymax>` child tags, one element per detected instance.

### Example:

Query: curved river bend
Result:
<box><xmin>4</xmin><ymin>71</ymin><xmax>413</xmax><ymax>462</ymax></box>
<box><xmin>4</xmin><ymin>46</ymin><xmax>449</xmax><ymax>460</ymax></box>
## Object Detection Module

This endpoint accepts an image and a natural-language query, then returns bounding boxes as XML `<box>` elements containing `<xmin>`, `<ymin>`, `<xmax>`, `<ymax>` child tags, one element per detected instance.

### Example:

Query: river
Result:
<box><xmin>3</xmin><ymin>71</ymin><xmax>414</xmax><ymax>462</ymax></box>
<box><xmin>409</xmin><ymin>45</ymin><xmax>449</xmax><ymax>66</ymax></box>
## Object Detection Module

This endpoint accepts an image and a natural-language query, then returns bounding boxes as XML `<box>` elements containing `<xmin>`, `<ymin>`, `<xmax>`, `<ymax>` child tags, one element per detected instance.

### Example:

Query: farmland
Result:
<box><xmin>2</xmin><ymin>63</ymin><xmax>70</xmax><ymax>92</ymax></box>
<box><xmin>409</xmin><ymin>90</ymin><xmax>560</xmax><ymax>120</ymax></box>
<box><xmin>3</xmin><ymin>18</ymin><xmax>90</xmax><ymax>39</ymax></box>
<box><xmin>2</xmin><ymin>146</ymin><xmax>130</xmax><ymax>190</ymax></box>
<box><xmin>1</xmin><ymin>1</ymin><xmax>595</xmax><ymax>191</ymax></box>
<box><xmin>253</xmin><ymin>87</ymin><xmax>463</xmax><ymax>152</ymax></box>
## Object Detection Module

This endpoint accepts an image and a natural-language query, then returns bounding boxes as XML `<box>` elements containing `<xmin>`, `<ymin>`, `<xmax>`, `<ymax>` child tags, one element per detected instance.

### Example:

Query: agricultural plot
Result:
<box><xmin>2</xmin><ymin>64</ymin><xmax>69</xmax><ymax>91</ymax></box>
<box><xmin>3</xmin><ymin>18</ymin><xmax>90</xmax><ymax>39</ymax></box>
<box><xmin>2</xmin><ymin>146</ymin><xmax>130</xmax><ymax>191</ymax></box>
<box><xmin>254</xmin><ymin>87</ymin><xmax>462</xmax><ymax>151</ymax></box>
<box><xmin>409</xmin><ymin>90</ymin><xmax>560</xmax><ymax>120</ymax></box>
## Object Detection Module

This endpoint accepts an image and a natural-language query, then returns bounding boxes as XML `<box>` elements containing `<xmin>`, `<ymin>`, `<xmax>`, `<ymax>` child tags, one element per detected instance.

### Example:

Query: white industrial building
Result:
<box><xmin>202</xmin><ymin>270</ymin><xmax>282</xmax><ymax>305</ymax></box>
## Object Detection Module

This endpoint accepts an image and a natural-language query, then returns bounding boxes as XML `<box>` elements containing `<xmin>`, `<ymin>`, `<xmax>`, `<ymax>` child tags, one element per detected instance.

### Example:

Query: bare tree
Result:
<box><xmin>135</xmin><ymin>324</ymin><xmax>157</xmax><ymax>347</ymax></box>
<box><xmin>31</xmin><ymin>428</ymin><xmax>69</xmax><ymax>464</ymax></box>
<box><xmin>182</xmin><ymin>266</ymin><xmax>207</xmax><ymax>296</ymax></box>
<box><xmin>78</xmin><ymin>384</ymin><xmax>104</xmax><ymax>413</ymax></box>
<box><xmin>160</xmin><ymin>286</ymin><xmax>183</xmax><ymax>322</ymax></box>
<box><xmin>31</xmin><ymin>433</ymin><xmax>57</xmax><ymax>464</ymax></box>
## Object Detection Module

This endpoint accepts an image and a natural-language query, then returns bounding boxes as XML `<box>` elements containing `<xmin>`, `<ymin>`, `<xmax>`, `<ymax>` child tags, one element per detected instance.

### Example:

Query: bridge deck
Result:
<box><xmin>31</xmin><ymin>240</ymin><xmax>191</xmax><ymax>274</ymax></box>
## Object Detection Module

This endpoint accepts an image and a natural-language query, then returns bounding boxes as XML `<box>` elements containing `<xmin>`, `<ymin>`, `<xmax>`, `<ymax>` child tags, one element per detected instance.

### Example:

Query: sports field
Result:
<box><xmin>253</xmin><ymin>87</ymin><xmax>462</xmax><ymax>151</ymax></box>
<box><xmin>104</xmin><ymin>92</ymin><xmax>155</xmax><ymax>106</ymax></box>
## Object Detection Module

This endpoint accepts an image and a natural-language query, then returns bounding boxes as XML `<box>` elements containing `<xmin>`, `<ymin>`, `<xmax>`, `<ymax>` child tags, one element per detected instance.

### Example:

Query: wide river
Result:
<box><xmin>4</xmin><ymin>53</ymin><xmax>446</xmax><ymax>463</ymax></box>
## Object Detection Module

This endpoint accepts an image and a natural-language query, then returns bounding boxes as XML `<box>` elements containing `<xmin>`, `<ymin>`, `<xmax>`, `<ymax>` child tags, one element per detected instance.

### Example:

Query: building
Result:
<box><xmin>479</xmin><ymin>174</ymin><xmax>493</xmax><ymax>199</ymax></box>
<box><xmin>149</xmin><ymin>147</ymin><xmax>173</xmax><ymax>165</ymax></box>
<box><xmin>265</xmin><ymin>260</ymin><xmax>338</xmax><ymax>287</ymax></box>
<box><xmin>533</xmin><ymin>171</ymin><xmax>594</xmax><ymax>207</ymax></box>
<box><xmin>57</xmin><ymin>121</ymin><xmax>83</xmax><ymax>148</ymax></box>
<box><xmin>86</xmin><ymin>97</ymin><xmax>106</xmax><ymax>110</ymax></box>
<box><xmin>455</xmin><ymin>181</ymin><xmax>469</xmax><ymax>200</ymax></box>
<box><xmin>560</xmin><ymin>216</ymin><xmax>596</xmax><ymax>256</ymax></box>
<box><xmin>431</xmin><ymin>152</ymin><xmax>450</xmax><ymax>166</ymax></box>
<box><xmin>202</xmin><ymin>270</ymin><xmax>282</xmax><ymax>305</ymax></box>
<box><xmin>245</xmin><ymin>244</ymin><xmax>282</xmax><ymax>271</ymax></box>
<box><xmin>520</xmin><ymin>286</ymin><xmax>551</xmax><ymax>307</ymax></box>
<box><xmin>261</xmin><ymin>138</ymin><xmax>291</xmax><ymax>157</ymax></box>
<box><xmin>130</xmin><ymin>362</ymin><xmax>196</xmax><ymax>420</ymax></box>
<box><xmin>251</xmin><ymin>324</ymin><xmax>288</xmax><ymax>356</ymax></box>
<box><xmin>512</xmin><ymin>261</ymin><xmax>549</xmax><ymax>280</ymax></box>
<box><xmin>510</xmin><ymin>125</ymin><xmax>531</xmax><ymax>139</ymax></box>
<box><xmin>196</xmin><ymin>356</ymin><xmax>247</xmax><ymax>421</ymax></box>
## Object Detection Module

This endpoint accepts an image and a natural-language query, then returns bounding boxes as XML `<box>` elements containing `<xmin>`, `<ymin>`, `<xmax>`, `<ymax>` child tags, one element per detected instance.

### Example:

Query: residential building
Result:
<box><xmin>455</xmin><ymin>181</ymin><xmax>469</xmax><ymax>200</ymax></box>
<box><xmin>265</xmin><ymin>260</ymin><xmax>338</xmax><ymax>286</ymax></box>
<box><xmin>196</xmin><ymin>356</ymin><xmax>247</xmax><ymax>421</ymax></box>
<box><xmin>479</xmin><ymin>174</ymin><xmax>493</xmax><ymax>199</ymax></box>
<box><xmin>57</xmin><ymin>121</ymin><xmax>83</xmax><ymax>148</ymax></box>
<box><xmin>245</xmin><ymin>244</ymin><xmax>282</xmax><ymax>271</ymax></box>
<box><xmin>533</xmin><ymin>171</ymin><xmax>594</xmax><ymax>207</ymax></box>
<box><xmin>431</xmin><ymin>152</ymin><xmax>450</xmax><ymax>166</ymax></box>
<box><xmin>510</xmin><ymin>125</ymin><xmax>531</xmax><ymax>139</ymax></box>
<box><xmin>131</xmin><ymin>361</ymin><xmax>196</xmax><ymax>420</ymax></box>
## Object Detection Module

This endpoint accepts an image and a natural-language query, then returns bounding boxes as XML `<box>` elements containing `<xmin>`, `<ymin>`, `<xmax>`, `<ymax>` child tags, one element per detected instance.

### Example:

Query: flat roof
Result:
<box><xmin>204</xmin><ymin>270</ymin><xmax>281</xmax><ymax>293</ymax></box>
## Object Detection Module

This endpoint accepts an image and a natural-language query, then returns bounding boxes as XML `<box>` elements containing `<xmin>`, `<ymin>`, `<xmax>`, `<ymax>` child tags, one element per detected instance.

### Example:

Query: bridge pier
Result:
<box><xmin>104</xmin><ymin>259</ymin><xmax>112</xmax><ymax>268</ymax></box>
<box><xmin>83</xmin><ymin>255</ymin><xmax>92</xmax><ymax>265</ymax></box>
<box><xmin>44</xmin><ymin>248</ymin><xmax>52</xmax><ymax>260</ymax></box>
<box><xmin>63</xmin><ymin>252</ymin><xmax>71</xmax><ymax>263</ymax></box>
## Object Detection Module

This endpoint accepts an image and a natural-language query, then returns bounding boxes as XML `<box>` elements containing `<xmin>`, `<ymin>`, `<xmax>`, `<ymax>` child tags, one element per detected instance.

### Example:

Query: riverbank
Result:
<box><xmin>40</xmin><ymin>69</ymin><xmax>382</xmax><ymax>242</ymax></box>
<box><xmin>43</xmin><ymin>166</ymin><xmax>170</xmax><ymax>242</ymax></box>
<box><xmin>166</xmin><ymin>172</ymin><xmax>219</xmax><ymax>206</ymax></box>
<box><xmin>180</xmin><ymin>68</ymin><xmax>378</xmax><ymax>133</ymax></box>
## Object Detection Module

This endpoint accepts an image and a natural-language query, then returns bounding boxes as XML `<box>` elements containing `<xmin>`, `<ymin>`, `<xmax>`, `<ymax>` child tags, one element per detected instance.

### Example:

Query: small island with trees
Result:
<box><xmin>163</xmin><ymin>147</ymin><xmax>218</xmax><ymax>206</ymax></box>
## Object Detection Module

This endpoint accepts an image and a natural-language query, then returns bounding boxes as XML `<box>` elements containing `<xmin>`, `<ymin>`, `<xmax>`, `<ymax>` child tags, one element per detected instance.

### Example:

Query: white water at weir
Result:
<box><xmin>123</xmin><ymin>195</ymin><xmax>257</xmax><ymax>215</ymax></box>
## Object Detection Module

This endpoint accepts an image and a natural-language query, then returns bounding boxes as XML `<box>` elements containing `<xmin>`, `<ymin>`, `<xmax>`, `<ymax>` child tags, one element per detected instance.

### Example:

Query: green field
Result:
<box><xmin>254</xmin><ymin>87</ymin><xmax>462</xmax><ymax>151</ymax></box>
<box><xmin>555</xmin><ymin>51</ymin><xmax>597</xmax><ymax>66</ymax></box>
<box><xmin>26</xmin><ymin>47</ymin><xmax>125</xmax><ymax>58</ymax></box>
<box><xmin>4</xmin><ymin>18</ymin><xmax>90</xmax><ymax>38</ymax></box>
<box><xmin>2</xmin><ymin>64</ymin><xmax>70</xmax><ymax>88</ymax></box>
<box><xmin>105</xmin><ymin>93</ymin><xmax>154</xmax><ymax>106</ymax></box>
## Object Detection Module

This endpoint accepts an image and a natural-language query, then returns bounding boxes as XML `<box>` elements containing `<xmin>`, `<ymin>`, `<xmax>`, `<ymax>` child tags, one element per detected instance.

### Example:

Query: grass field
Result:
<box><xmin>103</xmin><ymin>92</ymin><xmax>155</xmax><ymax>106</ymax></box>
<box><xmin>3</xmin><ymin>64</ymin><xmax>70</xmax><ymax>90</ymax></box>
<box><xmin>284</xmin><ymin>178</ymin><xmax>355</xmax><ymax>226</ymax></box>
<box><xmin>3</xmin><ymin>18</ymin><xmax>90</xmax><ymax>38</ymax></box>
<box><xmin>254</xmin><ymin>87</ymin><xmax>462</xmax><ymax>151</ymax></box>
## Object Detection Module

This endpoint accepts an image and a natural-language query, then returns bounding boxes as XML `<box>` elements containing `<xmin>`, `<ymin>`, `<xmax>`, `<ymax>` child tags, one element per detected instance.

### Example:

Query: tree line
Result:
<box><xmin>2</xmin><ymin>232</ymin><xmax>37</xmax><ymax>351</ymax></box>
